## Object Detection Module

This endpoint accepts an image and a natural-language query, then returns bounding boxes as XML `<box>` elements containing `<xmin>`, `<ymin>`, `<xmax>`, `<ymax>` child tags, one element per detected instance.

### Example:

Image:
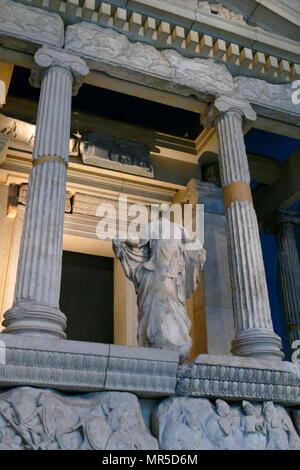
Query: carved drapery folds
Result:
<box><xmin>64</xmin><ymin>21</ymin><xmax>234</xmax><ymax>100</ymax></box>
<box><xmin>64</xmin><ymin>21</ymin><xmax>300</xmax><ymax>128</ymax></box>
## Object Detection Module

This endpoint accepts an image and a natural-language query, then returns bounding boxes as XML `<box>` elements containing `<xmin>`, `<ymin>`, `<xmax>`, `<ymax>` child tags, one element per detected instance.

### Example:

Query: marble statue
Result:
<box><xmin>153</xmin><ymin>396</ymin><xmax>300</xmax><ymax>450</ymax></box>
<box><xmin>0</xmin><ymin>387</ymin><xmax>158</xmax><ymax>450</ymax></box>
<box><xmin>112</xmin><ymin>217</ymin><xmax>206</xmax><ymax>362</ymax></box>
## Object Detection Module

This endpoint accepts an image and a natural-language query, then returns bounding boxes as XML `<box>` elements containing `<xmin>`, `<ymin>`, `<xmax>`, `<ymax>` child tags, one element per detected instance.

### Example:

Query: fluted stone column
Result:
<box><xmin>271</xmin><ymin>211</ymin><xmax>300</xmax><ymax>347</ymax></box>
<box><xmin>2</xmin><ymin>47</ymin><xmax>89</xmax><ymax>338</ymax></box>
<box><xmin>203</xmin><ymin>96</ymin><xmax>283</xmax><ymax>360</ymax></box>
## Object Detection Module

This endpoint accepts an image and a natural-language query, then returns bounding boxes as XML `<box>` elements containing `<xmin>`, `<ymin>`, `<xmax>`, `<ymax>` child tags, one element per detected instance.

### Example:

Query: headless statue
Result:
<box><xmin>112</xmin><ymin>217</ymin><xmax>206</xmax><ymax>363</ymax></box>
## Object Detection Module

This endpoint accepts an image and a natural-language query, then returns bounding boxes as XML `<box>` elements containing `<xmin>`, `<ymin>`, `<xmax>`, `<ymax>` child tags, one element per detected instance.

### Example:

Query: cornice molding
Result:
<box><xmin>0</xmin><ymin>0</ymin><xmax>64</xmax><ymax>50</ymax></box>
<box><xmin>65</xmin><ymin>22</ymin><xmax>300</xmax><ymax>125</ymax></box>
<box><xmin>9</xmin><ymin>0</ymin><xmax>300</xmax><ymax>84</ymax></box>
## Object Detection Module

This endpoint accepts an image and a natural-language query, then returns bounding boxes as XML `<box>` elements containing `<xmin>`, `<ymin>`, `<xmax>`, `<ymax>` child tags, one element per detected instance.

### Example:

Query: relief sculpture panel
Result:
<box><xmin>0</xmin><ymin>387</ymin><xmax>158</xmax><ymax>450</ymax></box>
<box><xmin>0</xmin><ymin>0</ymin><xmax>64</xmax><ymax>51</ymax></box>
<box><xmin>153</xmin><ymin>396</ymin><xmax>300</xmax><ymax>450</ymax></box>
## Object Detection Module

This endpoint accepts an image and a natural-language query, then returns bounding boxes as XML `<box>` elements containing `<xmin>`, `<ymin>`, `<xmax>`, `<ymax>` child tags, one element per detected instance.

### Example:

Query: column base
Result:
<box><xmin>2</xmin><ymin>302</ymin><xmax>67</xmax><ymax>339</ymax></box>
<box><xmin>231</xmin><ymin>328</ymin><xmax>284</xmax><ymax>360</ymax></box>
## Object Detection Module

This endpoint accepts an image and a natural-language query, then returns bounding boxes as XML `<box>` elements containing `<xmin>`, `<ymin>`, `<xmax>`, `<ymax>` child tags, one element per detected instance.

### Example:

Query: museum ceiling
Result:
<box><xmin>5</xmin><ymin>65</ymin><xmax>202</xmax><ymax>140</ymax></box>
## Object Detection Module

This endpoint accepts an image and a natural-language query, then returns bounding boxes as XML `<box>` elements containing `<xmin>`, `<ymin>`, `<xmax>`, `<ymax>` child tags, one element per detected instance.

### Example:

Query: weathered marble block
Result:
<box><xmin>0</xmin><ymin>387</ymin><xmax>158</xmax><ymax>450</ymax></box>
<box><xmin>18</xmin><ymin>183</ymin><xmax>72</xmax><ymax>213</ymax></box>
<box><xmin>0</xmin><ymin>334</ymin><xmax>179</xmax><ymax>397</ymax></box>
<box><xmin>64</xmin><ymin>21</ymin><xmax>234</xmax><ymax>101</ymax></box>
<box><xmin>153</xmin><ymin>396</ymin><xmax>300</xmax><ymax>450</ymax></box>
<box><xmin>177</xmin><ymin>354</ymin><xmax>300</xmax><ymax>405</ymax></box>
<box><xmin>79</xmin><ymin>132</ymin><xmax>154</xmax><ymax>178</ymax></box>
<box><xmin>0</xmin><ymin>0</ymin><xmax>64</xmax><ymax>52</ymax></box>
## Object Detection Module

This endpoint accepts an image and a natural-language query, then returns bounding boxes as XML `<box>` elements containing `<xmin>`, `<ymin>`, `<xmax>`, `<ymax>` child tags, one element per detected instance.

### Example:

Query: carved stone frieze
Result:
<box><xmin>177</xmin><ymin>355</ymin><xmax>300</xmax><ymax>405</ymax></box>
<box><xmin>0</xmin><ymin>334</ymin><xmax>179</xmax><ymax>396</ymax></box>
<box><xmin>72</xmin><ymin>193</ymin><xmax>119</xmax><ymax>218</ymax></box>
<box><xmin>0</xmin><ymin>387</ymin><xmax>158</xmax><ymax>450</ymax></box>
<box><xmin>0</xmin><ymin>334</ymin><xmax>299</xmax><ymax>404</ymax></box>
<box><xmin>234</xmin><ymin>77</ymin><xmax>300</xmax><ymax>126</ymax></box>
<box><xmin>0</xmin><ymin>0</ymin><xmax>64</xmax><ymax>51</ymax></box>
<box><xmin>0</xmin><ymin>386</ymin><xmax>299</xmax><ymax>450</ymax></box>
<box><xmin>65</xmin><ymin>22</ymin><xmax>171</xmax><ymax>76</ymax></box>
<box><xmin>79</xmin><ymin>131</ymin><xmax>154</xmax><ymax>178</ymax></box>
<box><xmin>72</xmin><ymin>193</ymin><xmax>153</xmax><ymax>237</ymax></box>
<box><xmin>153</xmin><ymin>396</ymin><xmax>300</xmax><ymax>450</ymax></box>
<box><xmin>65</xmin><ymin>22</ymin><xmax>234</xmax><ymax>100</ymax></box>
<box><xmin>18</xmin><ymin>183</ymin><xmax>72</xmax><ymax>213</ymax></box>
<box><xmin>162</xmin><ymin>49</ymin><xmax>234</xmax><ymax>96</ymax></box>
<box><xmin>64</xmin><ymin>22</ymin><xmax>300</xmax><ymax>124</ymax></box>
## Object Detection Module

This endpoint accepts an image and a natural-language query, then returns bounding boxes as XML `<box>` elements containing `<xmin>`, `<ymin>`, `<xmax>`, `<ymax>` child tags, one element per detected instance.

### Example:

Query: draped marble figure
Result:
<box><xmin>112</xmin><ymin>218</ymin><xmax>206</xmax><ymax>362</ymax></box>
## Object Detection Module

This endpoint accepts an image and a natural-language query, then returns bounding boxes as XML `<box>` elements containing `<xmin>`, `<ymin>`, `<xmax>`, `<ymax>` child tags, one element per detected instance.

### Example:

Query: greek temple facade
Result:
<box><xmin>0</xmin><ymin>0</ymin><xmax>299</xmax><ymax>450</ymax></box>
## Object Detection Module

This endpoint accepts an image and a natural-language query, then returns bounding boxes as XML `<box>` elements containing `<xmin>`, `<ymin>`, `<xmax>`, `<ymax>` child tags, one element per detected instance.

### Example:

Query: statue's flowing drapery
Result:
<box><xmin>113</xmin><ymin>220</ymin><xmax>206</xmax><ymax>362</ymax></box>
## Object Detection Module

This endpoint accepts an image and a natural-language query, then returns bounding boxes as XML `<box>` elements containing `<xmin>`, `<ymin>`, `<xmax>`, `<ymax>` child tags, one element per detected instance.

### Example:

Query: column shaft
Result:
<box><xmin>215</xmin><ymin>110</ymin><xmax>283</xmax><ymax>359</ymax></box>
<box><xmin>275</xmin><ymin>221</ymin><xmax>300</xmax><ymax>345</ymax></box>
<box><xmin>2</xmin><ymin>55</ymin><xmax>86</xmax><ymax>338</ymax></box>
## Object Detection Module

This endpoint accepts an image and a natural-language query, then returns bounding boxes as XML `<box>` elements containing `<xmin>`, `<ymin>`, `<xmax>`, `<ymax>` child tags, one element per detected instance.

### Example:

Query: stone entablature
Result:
<box><xmin>18</xmin><ymin>183</ymin><xmax>72</xmax><ymax>213</ymax></box>
<box><xmin>0</xmin><ymin>386</ymin><xmax>299</xmax><ymax>450</ymax></box>
<box><xmin>0</xmin><ymin>0</ymin><xmax>64</xmax><ymax>50</ymax></box>
<box><xmin>9</xmin><ymin>0</ymin><xmax>300</xmax><ymax>84</ymax></box>
<box><xmin>64</xmin><ymin>22</ymin><xmax>300</xmax><ymax>127</ymax></box>
<box><xmin>0</xmin><ymin>1</ymin><xmax>299</xmax><ymax>130</ymax></box>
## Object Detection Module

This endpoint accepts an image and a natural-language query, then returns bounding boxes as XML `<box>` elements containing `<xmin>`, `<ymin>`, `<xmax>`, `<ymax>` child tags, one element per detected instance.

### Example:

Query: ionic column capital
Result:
<box><xmin>265</xmin><ymin>210</ymin><xmax>300</xmax><ymax>233</ymax></box>
<box><xmin>29</xmin><ymin>47</ymin><xmax>89</xmax><ymax>96</ymax></box>
<box><xmin>202</xmin><ymin>95</ymin><xmax>257</xmax><ymax>128</ymax></box>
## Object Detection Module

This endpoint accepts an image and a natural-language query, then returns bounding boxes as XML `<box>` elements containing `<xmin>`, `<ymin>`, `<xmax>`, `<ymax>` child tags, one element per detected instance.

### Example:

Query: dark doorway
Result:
<box><xmin>60</xmin><ymin>251</ymin><xmax>114</xmax><ymax>343</ymax></box>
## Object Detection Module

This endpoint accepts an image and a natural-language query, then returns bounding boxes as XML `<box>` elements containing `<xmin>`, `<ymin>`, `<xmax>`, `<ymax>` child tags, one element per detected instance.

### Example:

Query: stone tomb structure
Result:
<box><xmin>0</xmin><ymin>0</ymin><xmax>299</xmax><ymax>450</ymax></box>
